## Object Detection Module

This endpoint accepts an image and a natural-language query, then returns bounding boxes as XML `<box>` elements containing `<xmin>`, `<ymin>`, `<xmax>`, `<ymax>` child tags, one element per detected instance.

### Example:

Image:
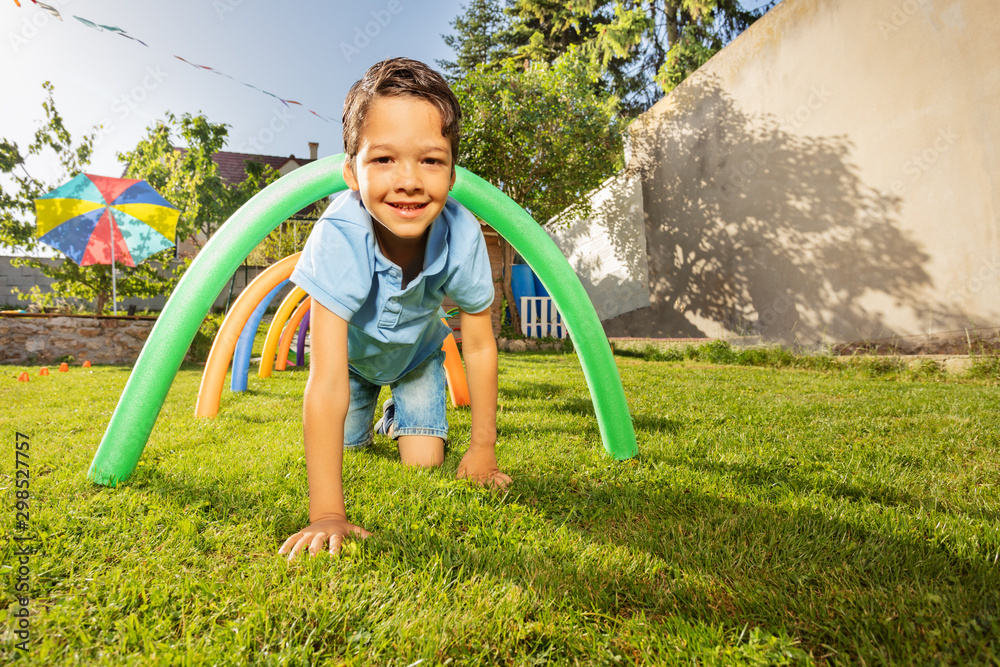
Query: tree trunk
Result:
<box><xmin>94</xmin><ymin>290</ymin><xmax>107</xmax><ymax>316</ymax></box>
<box><xmin>664</xmin><ymin>1</ymin><xmax>680</xmax><ymax>46</ymax></box>
<box><xmin>499</xmin><ymin>237</ymin><xmax>522</xmax><ymax>336</ymax></box>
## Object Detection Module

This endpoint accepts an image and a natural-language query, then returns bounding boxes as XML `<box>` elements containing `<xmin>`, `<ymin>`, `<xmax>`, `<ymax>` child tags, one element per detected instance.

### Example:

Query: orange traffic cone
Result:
<box><xmin>39</xmin><ymin>367</ymin><xmax>49</xmax><ymax>376</ymax></box>
<box><xmin>18</xmin><ymin>372</ymin><xmax>29</xmax><ymax>382</ymax></box>
<box><xmin>82</xmin><ymin>360</ymin><xmax>91</xmax><ymax>368</ymax></box>
<box><xmin>59</xmin><ymin>363</ymin><xmax>69</xmax><ymax>372</ymax></box>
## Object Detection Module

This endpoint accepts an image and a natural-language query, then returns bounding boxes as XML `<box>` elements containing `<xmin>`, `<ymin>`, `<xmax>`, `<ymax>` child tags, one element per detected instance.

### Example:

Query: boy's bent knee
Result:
<box><xmin>397</xmin><ymin>435</ymin><xmax>445</xmax><ymax>468</ymax></box>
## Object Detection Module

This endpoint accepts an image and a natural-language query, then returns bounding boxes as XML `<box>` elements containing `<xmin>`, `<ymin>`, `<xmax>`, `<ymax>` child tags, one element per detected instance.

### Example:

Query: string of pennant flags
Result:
<box><xmin>12</xmin><ymin>0</ymin><xmax>336</xmax><ymax>123</ymax></box>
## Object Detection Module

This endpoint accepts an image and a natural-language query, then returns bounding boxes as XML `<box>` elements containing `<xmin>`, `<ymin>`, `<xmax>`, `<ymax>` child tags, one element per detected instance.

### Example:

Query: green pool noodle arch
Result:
<box><xmin>87</xmin><ymin>154</ymin><xmax>638</xmax><ymax>486</ymax></box>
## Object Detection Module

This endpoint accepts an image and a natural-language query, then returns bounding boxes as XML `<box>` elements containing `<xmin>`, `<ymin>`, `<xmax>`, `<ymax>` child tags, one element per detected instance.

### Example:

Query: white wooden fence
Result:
<box><xmin>519</xmin><ymin>296</ymin><xmax>567</xmax><ymax>339</ymax></box>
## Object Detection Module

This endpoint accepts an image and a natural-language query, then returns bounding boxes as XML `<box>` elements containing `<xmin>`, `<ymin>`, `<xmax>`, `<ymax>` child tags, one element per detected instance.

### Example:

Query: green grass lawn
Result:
<box><xmin>2</xmin><ymin>351</ymin><xmax>999</xmax><ymax>665</ymax></box>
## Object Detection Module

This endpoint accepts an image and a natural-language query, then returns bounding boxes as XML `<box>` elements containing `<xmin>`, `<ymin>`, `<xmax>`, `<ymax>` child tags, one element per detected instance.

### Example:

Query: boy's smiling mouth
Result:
<box><xmin>389</xmin><ymin>202</ymin><xmax>428</xmax><ymax>211</ymax></box>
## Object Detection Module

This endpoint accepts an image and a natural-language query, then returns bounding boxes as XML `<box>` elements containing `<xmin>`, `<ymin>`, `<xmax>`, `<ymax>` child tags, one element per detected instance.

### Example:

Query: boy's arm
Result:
<box><xmin>279</xmin><ymin>302</ymin><xmax>370</xmax><ymax>558</ymax></box>
<box><xmin>455</xmin><ymin>306</ymin><xmax>512</xmax><ymax>488</ymax></box>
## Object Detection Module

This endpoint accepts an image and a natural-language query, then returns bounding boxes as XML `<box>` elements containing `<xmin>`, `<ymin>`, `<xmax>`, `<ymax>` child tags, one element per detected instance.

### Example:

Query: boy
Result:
<box><xmin>279</xmin><ymin>58</ymin><xmax>510</xmax><ymax>559</ymax></box>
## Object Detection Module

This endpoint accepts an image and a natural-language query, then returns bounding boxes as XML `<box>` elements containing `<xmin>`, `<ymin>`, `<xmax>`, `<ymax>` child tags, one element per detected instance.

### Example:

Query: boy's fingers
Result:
<box><xmin>282</xmin><ymin>534</ymin><xmax>312</xmax><ymax>559</ymax></box>
<box><xmin>458</xmin><ymin>468</ymin><xmax>512</xmax><ymax>489</ymax></box>
<box><xmin>281</xmin><ymin>524</ymin><xmax>371</xmax><ymax>559</ymax></box>
<box><xmin>308</xmin><ymin>532</ymin><xmax>328</xmax><ymax>556</ymax></box>
<box><xmin>483</xmin><ymin>472</ymin><xmax>512</xmax><ymax>489</ymax></box>
<box><xmin>350</xmin><ymin>524</ymin><xmax>373</xmax><ymax>539</ymax></box>
<box><xmin>286</xmin><ymin>537</ymin><xmax>308</xmax><ymax>560</ymax></box>
<box><xmin>278</xmin><ymin>534</ymin><xmax>298</xmax><ymax>554</ymax></box>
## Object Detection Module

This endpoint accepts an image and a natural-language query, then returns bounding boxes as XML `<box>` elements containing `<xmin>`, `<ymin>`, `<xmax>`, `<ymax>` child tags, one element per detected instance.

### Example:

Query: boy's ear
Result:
<box><xmin>343</xmin><ymin>159</ymin><xmax>361</xmax><ymax>191</ymax></box>
<box><xmin>449</xmin><ymin>167</ymin><xmax>456</xmax><ymax>190</ymax></box>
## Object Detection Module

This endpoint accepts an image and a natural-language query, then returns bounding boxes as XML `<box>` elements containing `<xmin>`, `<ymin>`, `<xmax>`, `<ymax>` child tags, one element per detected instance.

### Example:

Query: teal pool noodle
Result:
<box><xmin>87</xmin><ymin>155</ymin><xmax>637</xmax><ymax>486</ymax></box>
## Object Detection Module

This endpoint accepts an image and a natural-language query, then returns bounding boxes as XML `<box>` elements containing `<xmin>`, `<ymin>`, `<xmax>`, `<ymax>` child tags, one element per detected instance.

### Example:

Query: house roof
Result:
<box><xmin>174</xmin><ymin>148</ymin><xmax>316</xmax><ymax>186</ymax></box>
<box><xmin>215</xmin><ymin>151</ymin><xmax>316</xmax><ymax>185</ymax></box>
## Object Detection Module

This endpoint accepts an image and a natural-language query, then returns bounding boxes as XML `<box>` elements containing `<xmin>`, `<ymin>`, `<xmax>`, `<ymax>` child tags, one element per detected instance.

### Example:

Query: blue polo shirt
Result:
<box><xmin>291</xmin><ymin>190</ymin><xmax>494</xmax><ymax>384</ymax></box>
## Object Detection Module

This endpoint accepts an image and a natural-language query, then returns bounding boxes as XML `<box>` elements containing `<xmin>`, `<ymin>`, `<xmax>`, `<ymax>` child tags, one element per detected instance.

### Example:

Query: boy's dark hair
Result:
<box><xmin>343</xmin><ymin>57</ymin><xmax>461</xmax><ymax>170</ymax></box>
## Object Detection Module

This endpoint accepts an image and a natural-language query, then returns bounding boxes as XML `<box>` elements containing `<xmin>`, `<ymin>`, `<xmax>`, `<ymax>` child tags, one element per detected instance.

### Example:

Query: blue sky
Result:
<box><xmin>2</xmin><ymin>0</ymin><xmax>470</xmax><ymax>177</ymax></box>
<box><xmin>3</xmin><ymin>0</ymin><xmax>779</xmax><ymax>180</ymax></box>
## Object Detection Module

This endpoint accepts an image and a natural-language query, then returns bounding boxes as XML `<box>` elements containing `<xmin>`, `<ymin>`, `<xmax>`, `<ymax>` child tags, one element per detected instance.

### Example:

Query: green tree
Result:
<box><xmin>0</xmin><ymin>87</ymin><xmax>280</xmax><ymax>315</ymax></box>
<box><xmin>0</xmin><ymin>82</ymin><xmax>178</xmax><ymax>315</ymax></box>
<box><xmin>454</xmin><ymin>52</ymin><xmax>625</xmax><ymax>332</ymax></box>
<box><xmin>118</xmin><ymin>111</ymin><xmax>279</xmax><ymax>255</ymax></box>
<box><xmin>443</xmin><ymin>0</ymin><xmax>775</xmax><ymax>115</ymax></box>
<box><xmin>438</xmin><ymin>0</ymin><xmax>515</xmax><ymax>79</ymax></box>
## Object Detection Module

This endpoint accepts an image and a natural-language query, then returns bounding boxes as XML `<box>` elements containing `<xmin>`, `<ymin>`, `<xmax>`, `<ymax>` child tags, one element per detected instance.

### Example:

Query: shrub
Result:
<box><xmin>187</xmin><ymin>313</ymin><xmax>226</xmax><ymax>363</ymax></box>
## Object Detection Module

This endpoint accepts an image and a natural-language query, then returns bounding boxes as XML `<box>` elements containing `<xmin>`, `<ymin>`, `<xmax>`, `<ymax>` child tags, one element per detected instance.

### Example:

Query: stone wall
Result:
<box><xmin>0</xmin><ymin>314</ymin><xmax>156</xmax><ymax>365</ymax></box>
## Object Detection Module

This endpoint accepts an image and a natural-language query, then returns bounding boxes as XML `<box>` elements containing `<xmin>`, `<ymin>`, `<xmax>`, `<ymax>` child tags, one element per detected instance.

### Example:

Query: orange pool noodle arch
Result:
<box><xmin>276</xmin><ymin>296</ymin><xmax>312</xmax><ymax>371</ymax></box>
<box><xmin>195</xmin><ymin>253</ymin><xmax>300</xmax><ymax>418</ymax></box>
<box><xmin>258</xmin><ymin>286</ymin><xmax>307</xmax><ymax>379</ymax></box>
<box><xmin>440</xmin><ymin>318</ymin><xmax>470</xmax><ymax>407</ymax></box>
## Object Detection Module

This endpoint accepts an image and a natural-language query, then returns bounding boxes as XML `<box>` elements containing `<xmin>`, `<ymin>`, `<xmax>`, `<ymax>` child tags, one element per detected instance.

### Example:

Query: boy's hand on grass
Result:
<box><xmin>457</xmin><ymin>443</ymin><xmax>512</xmax><ymax>489</ymax></box>
<box><xmin>279</xmin><ymin>515</ymin><xmax>371</xmax><ymax>559</ymax></box>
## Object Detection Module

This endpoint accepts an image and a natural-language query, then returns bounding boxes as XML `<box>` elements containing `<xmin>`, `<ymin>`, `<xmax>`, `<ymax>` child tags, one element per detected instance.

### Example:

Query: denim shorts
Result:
<box><xmin>343</xmin><ymin>349</ymin><xmax>448</xmax><ymax>449</ymax></box>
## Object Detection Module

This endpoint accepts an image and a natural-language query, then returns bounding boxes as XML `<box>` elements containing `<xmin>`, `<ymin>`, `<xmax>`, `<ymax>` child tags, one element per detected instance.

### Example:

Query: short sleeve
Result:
<box><xmin>291</xmin><ymin>216</ymin><xmax>374</xmax><ymax>322</ymax></box>
<box><xmin>443</xmin><ymin>227</ymin><xmax>495</xmax><ymax>314</ymax></box>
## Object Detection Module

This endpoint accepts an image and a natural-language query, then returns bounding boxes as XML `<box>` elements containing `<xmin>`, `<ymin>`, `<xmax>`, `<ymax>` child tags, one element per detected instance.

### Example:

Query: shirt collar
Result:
<box><xmin>421</xmin><ymin>200</ymin><xmax>452</xmax><ymax>276</ymax></box>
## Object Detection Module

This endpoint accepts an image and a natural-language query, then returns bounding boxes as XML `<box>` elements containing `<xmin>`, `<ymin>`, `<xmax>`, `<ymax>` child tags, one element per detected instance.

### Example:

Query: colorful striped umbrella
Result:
<box><xmin>34</xmin><ymin>173</ymin><xmax>180</xmax><ymax>313</ymax></box>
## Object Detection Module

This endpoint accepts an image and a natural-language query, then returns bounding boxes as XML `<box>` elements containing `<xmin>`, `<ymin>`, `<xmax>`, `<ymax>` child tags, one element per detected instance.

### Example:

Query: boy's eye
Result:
<box><xmin>372</xmin><ymin>156</ymin><xmax>392</xmax><ymax>164</ymax></box>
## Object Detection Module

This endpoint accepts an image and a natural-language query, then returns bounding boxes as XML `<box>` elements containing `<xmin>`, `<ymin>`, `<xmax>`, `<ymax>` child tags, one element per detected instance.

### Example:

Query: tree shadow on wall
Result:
<box><xmin>546</xmin><ymin>170</ymin><xmax>652</xmax><ymax>322</ymax></box>
<box><xmin>603</xmin><ymin>74</ymin><xmax>953</xmax><ymax>344</ymax></box>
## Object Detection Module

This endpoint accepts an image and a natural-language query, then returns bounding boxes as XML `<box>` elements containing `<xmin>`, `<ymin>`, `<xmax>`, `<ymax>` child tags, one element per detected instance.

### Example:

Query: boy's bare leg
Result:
<box><xmin>397</xmin><ymin>434</ymin><xmax>445</xmax><ymax>468</ymax></box>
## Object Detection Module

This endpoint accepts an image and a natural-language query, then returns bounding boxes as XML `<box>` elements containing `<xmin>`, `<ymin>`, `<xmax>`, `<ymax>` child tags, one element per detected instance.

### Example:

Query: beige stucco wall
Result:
<box><xmin>604</xmin><ymin>0</ymin><xmax>1000</xmax><ymax>345</ymax></box>
<box><xmin>545</xmin><ymin>172</ymin><xmax>650</xmax><ymax>322</ymax></box>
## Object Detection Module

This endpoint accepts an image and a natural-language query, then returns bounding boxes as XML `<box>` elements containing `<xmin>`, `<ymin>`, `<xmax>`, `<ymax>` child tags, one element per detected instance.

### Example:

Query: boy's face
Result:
<box><xmin>343</xmin><ymin>95</ymin><xmax>456</xmax><ymax>244</ymax></box>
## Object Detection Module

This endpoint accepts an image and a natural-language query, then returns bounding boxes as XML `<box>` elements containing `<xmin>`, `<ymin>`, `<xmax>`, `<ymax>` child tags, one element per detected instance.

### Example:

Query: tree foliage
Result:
<box><xmin>0</xmin><ymin>85</ymin><xmax>278</xmax><ymax>314</ymax></box>
<box><xmin>439</xmin><ymin>0</ymin><xmax>515</xmax><ymax>79</ymax></box>
<box><xmin>453</xmin><ymin>53</ymin><xmax>626</xmax><ymax>331</ymax></box>
<box><xmin>443</xmin><ymin>0</ymin><xmax>776</xmax><ymax>115</ymax></box>
<box><xmin>0</xmin><ymin>82</ymin><xmax>177</xmax><ymax>315</ymax></box>
<box><xmin>118</xmin><ymin>112</ymin><xmax>279</xmax><ymax>255</ymax></box>
<box><xmin>456</xmin><ymin>55</ymin><xmax>624</xmax><ymax>222</ymax></box>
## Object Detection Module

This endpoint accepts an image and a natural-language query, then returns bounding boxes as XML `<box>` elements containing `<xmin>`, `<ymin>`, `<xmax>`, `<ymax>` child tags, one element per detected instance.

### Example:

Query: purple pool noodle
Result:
<box><xmin>295</xmin><ymin>308</ymin><xmax>311</xmax><ymax>367</ymax></box>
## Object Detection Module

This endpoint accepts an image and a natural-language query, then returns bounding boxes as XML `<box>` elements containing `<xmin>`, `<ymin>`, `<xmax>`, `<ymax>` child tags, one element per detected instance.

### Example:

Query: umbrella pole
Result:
<box><xmin>111</xmin><ymin>223</ymin><xmax>118</xmax><ymax>316</ymax></box>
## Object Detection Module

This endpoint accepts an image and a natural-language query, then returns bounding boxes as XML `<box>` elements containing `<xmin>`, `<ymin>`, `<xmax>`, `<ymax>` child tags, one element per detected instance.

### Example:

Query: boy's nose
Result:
<box><xmin>395</xmin><ymin>162</ymin><xmax>421</xmax><ymax>192</ymax></box>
